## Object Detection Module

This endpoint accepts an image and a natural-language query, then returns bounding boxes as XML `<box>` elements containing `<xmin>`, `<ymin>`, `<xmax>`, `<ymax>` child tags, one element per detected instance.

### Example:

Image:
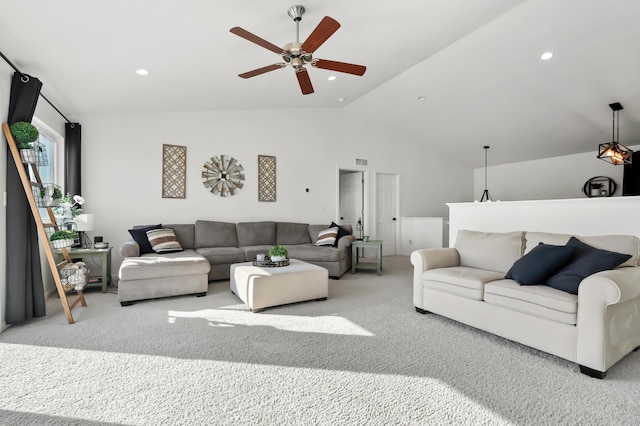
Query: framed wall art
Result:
<box><xmin>162</xmin><ymin>144</ymin><xmax>187</xmax><ymax>199</ymax></box>
<box><xmin>258</xmin><ymin>155</ymin><xmax>276</xmax><ymax>202</ymax></box>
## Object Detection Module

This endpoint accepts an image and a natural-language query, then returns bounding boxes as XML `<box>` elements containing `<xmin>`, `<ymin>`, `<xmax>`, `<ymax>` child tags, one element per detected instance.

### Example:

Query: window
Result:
<box><xmin>31</xmin><ymin>117</ymin><xmax>64</xmax><ymax>221</ymax></box>
<box><xmin>36</xmin><ymin>131</ymin><xmax>56</xmax><ymax>184</ymax></box>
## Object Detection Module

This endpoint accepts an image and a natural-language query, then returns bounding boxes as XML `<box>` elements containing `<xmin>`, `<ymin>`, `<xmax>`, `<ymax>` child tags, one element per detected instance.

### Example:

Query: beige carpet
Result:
<box><xmin>0</xmin><ymin>256</ymin><xmax>639</xmax><ymax>425</ymax></box>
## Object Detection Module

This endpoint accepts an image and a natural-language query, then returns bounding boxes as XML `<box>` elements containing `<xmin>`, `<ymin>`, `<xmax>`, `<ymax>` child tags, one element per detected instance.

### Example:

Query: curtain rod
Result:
<box><xmin>0</xmin><ymin>49</ymin><xmax>73</xmax><ymax>124</ymax></box>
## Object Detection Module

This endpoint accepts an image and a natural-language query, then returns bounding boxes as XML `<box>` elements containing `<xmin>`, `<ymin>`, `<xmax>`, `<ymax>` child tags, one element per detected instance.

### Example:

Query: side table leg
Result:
<box><xmin>351</xmin><ymin>246</ymin><xmax>356</xmax><ymax>273</ymax></box>
<box><xmin>101</xmin><ymin>254</ymin><xmax>108</xmax><ymax>293</ymax></box>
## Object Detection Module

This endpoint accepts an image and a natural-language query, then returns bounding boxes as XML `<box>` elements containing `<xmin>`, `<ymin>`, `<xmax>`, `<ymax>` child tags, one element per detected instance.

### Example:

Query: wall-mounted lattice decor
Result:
<box><xmin>162</xmin><ymin>144</ymin><xmax>187</xmax><ymax>199</ymax></box>
<box><xmin>258</xmin><ymin>155</ymin><xmax>276</xmax><ymax>202</ymax></box>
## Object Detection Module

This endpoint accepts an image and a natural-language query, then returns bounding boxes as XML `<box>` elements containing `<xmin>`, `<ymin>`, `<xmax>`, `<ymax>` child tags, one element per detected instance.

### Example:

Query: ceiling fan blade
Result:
<box><xmin>312</xmin><ymin>59</ymin><xmax>366</xmax><ymax>76</ymax></box>
<box><xmin>301</xmin><ymin>16</ymin><xmax>340</xmax><ymax>53</ymax></box>
<box><xmin>238</xmin><ymin>63</ymin><xmax>286</xmax><ymax>79</ymax></box>
<box><xmin>296</xmin><ymin>68</ymin><xmax>314</xmax><ymax>95</ymax></box>
<box><xmin>230</xmin><ymin>27</ymin><xmax>284</xmax><ymax>54</ymax></box>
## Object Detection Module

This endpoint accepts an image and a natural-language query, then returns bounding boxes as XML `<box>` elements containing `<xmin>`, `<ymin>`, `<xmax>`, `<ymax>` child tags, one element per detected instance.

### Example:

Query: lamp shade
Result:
<box><xmin>75</xmin><ymin>213</ymin><xmax>95</xmax><ymax>232</ymax></box>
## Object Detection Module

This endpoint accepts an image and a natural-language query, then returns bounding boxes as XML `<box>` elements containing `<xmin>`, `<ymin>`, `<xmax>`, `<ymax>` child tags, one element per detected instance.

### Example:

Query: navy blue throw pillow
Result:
<box><xmin>505</xmin><ymin>243</ymin><xmax>577</xmax><ymax>285</ymax></box>
<box><xmin>544</xmin><ymin>237</ymin><xmax>632</xmax><ymax>294</ymax></box>
<box><xmin>128</xmin><ymin>224</ymin><xmax>162</xmax><ymax>254</ymax></box>
<box><xmin>330</xmin><ymin>221</ymin><xmax>351</xmax><ymax>247</ymax></box>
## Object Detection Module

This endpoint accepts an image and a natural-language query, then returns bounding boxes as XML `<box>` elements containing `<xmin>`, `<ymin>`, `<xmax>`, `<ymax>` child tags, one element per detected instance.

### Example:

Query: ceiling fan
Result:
<box><xmin>230</xmin><ymin>5</ymin><xmax>366</xmax><ymax>95</ymax></box>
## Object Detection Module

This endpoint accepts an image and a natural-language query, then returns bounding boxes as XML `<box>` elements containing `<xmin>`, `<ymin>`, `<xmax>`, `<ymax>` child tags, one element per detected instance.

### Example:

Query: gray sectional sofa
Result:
<box><xmin>118</xmin><ymin>220</ymin><xmax>354</xmax><ymax>305</ymax></box>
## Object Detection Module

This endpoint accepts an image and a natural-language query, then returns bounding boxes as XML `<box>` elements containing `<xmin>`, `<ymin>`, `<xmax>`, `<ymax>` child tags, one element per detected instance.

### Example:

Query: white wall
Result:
<box><xmin>473</xmin><ymin>147</ymin><xmax>640</xmax><ymax>201</ymax></box>
<box><xmin>448</xmin><ymin>196</ymin><xmax>640</xmax><ymax>246</ymax></box>
<box><xmin>76</xmin><ymin>108</ymin><xmax>471</xmax><ymax>278</ymax></box>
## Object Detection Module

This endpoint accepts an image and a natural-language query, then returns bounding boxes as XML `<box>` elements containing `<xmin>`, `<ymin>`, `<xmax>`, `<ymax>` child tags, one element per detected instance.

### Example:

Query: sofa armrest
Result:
<box><xmin>120</xmin><ymin>239</ymin><xmax>141</xmax><ymax>258</ymax></box>
<box><xmin>337</xmin><ymin>234</ymin><xmax>356</xmax><ymax>249</ymax></box>
<box><xmin>410</xmin><ymin>248</ymin><xmax>460</xmax><ymax>272</ymax></box>
<box><xmin>577</xmin><ymin>266</ymin><xmax>640</xmax><ymax>372</ymax></box>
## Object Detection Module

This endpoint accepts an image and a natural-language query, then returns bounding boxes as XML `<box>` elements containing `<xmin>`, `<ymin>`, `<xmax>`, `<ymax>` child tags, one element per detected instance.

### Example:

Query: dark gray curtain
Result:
<box><xmin>5</xmin><ymin>72</ymin><xmax>45</xmax><ymax>324</ymax></box>
<box><xmin>64</xmin><ymin>123</ymin><xmax>82</xmax><ymax>197</ymax></box>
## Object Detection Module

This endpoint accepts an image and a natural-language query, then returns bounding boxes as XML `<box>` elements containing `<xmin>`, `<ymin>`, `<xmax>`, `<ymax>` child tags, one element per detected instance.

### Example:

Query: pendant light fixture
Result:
<box><xmin>480</xmin><ymin>145</ymin><xmax>492</xmax><ymax>202</ymax></box>
<box><xmin>597</xmin><ymin>102</ymin><xmax>632</xmax><ymax>165</ymax></box>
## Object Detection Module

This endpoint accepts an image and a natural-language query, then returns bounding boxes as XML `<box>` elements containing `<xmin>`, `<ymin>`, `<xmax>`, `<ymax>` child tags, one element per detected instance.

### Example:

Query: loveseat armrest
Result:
<box><xmin>120</xmin><ymin>239</ymin><xmax>141</xmax><ymax>258</ymax></box>
<box><xmin>337</xmin><ymin>234</ymin><xmax>356</xmax><ymax>249</ymax></box>
<box><xmin>410</xmin><ymin>248</ymin><xmax>460</xmax><ymax>272</ymax></box>
<box><xmin>411</xmin><ymin>248</ymin><xmax>461</xmax><ymax>310</ymax></box>
<box><xmin>576</xmin><ymin>266</ymin><xmax>640</xmax><ymax>374</ymax></box>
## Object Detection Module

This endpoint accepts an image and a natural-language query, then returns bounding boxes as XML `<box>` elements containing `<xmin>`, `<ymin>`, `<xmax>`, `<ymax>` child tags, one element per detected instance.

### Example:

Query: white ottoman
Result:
<box><xmin>230</xmin><ymin>259</ymin><xmax>328</xmax><ymax>312</ymax></box>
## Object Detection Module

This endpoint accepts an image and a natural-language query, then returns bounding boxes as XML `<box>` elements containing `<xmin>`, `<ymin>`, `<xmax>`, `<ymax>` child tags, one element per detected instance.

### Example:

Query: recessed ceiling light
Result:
<box><xmin>328</xmin><ymin>75</ymin><xmax>337</xmax><ymax>81</ymax></box>
<box><xmin>136</xmin><ymin>69</ymin><xmax>150</xmax><ymax>76</ymax></box>
<box><xmin>540</xmin><ymin>52</ymin><xmax>553</xmax><ymax>61</ymax></box>
<box><xmin>338</xmin><ymin>97</ymin><xmax>345</xmax><ymax>102</ymax></box>
<box><xmin>417</xmin><ymin>96</ymin><xmax>426</xmax><ymax>101</ymax></box>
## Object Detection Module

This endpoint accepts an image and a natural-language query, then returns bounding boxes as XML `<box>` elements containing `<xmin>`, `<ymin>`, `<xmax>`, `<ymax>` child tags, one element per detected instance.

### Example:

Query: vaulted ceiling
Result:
<box><xmin>1</xmin><ymin>0</ymin><xmax>639</xmax><ymax>167</ymax></box>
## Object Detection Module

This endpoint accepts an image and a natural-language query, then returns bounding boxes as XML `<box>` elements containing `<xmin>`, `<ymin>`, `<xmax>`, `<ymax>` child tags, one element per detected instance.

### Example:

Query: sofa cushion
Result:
<box><xmin>146</xmin><ymin>228</ymin><xmax>184</xmax><ymax>254</ymax></box>
<box><xmin>119</xmin><ymin>249</ymin><xmax>210</xmax><ymax>281</ymax></box>
<box><xmin>242</xmin><ymin>245</ymin><xmax>274</xmax><ymax>262</ymax></box>
<box><xmin>195</xmin><ymin>220</ymin><xmax>238</xmax><ymax>248</ymax></box>
<box><xmin>163</xmin><ymin>224</ymin><xmax>195</xmax><ymax>249</ymax></box>
<box><xmin>544</xmin><ymin>237</ymin><xmax>632</xmax><ymax>294</ymax></box>
<box><xmin>285</xmin><ymin>244</ymin><xmax>346</xmax><ymax>262</ymax></box>
<box><xmin>505</xmin><ymin>244</ymin><xmax>577</xmax><ymax>285</ymax></box>
<box><xmin>422</xmin><ymin>266</ymin><xmax>505</xmax><ymax>300</ymax></box>
<box><xmin>525</xmin><ymin>232</ymin><xmax>639</xmax><ymax>267</ymax></box>
<box><xmin>195</xmin><ymin>246</ymin><xmax>246</xmax><ymax>265</ymax></box>
<box><xmin>455</xmin><ymin>230</ymin><xmax>524</xmax><ymax>274</ymax></box>
<box><xmin>237</xmin><ymin>221</ymin><xmax>275</xmax><ymax>247</ymax></box>
<box><xmin>315</xmin><ymin>228</ymin><xmax>338</xmax><ymax>246</ymax></box>
<box><xmin>485</xmin><ymin>280</ymin><xmax>578</xmax><ymax>325</ymax></box>
<box><xmin>128</xmin><ymin>224</ymin><xmax>162</xmax><ymax>254</ymax></box>
<box><xmin>276</xmin><ymin>222</ymin><xmax>311</xmax><ymax>245</ymax></box>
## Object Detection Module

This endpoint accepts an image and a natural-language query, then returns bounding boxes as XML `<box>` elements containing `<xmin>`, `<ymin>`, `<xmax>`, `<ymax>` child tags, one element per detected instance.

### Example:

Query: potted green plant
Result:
<box><xmin>10</xmin><ymin>121</ymin><xmax>39</xmax><ymax>164</ymax></box>
<box><xmin>49</xmin><ymin>229</ymin><xmax>77</xmax><ymax>249</ymax></box>
<box><xmin>39</xmin><ymin>184</ymin><xmax>63</xmax><ymax>207</ymax></box>
<box><xmin>268</xmin><ymin>244</ymin><xmax>288</xmax><ymax>262</ymax></box>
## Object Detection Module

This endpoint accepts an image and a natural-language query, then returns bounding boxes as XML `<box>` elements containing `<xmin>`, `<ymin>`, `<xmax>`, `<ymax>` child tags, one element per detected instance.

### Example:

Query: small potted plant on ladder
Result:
<box><xmin>49</xmin><ymin>229</ymin><xmax>77</xmax><ymax>249</ymax></box>
<box><xmin>10</xmin><ymin>121</ymin><xmax>40</xmax><ymax>164</ymax></box>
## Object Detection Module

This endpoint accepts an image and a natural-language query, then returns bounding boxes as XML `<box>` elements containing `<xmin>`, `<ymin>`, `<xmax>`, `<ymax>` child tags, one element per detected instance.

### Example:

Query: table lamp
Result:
<box><xmin>75</xmin><ymin>213</ymin><xmax>95</xmax><ymax>248</ymax></box>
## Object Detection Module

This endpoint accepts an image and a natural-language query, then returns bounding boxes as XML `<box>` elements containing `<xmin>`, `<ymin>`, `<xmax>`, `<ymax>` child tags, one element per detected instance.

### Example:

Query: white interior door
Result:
<box><xmin>339</xmin><ymin>171</ymin><xmax>363</xmax><ymax>235</ymax></box>
<box><xmin>376</xmin><ymin>173</ymin><xmax>398</xmax><ymax>256</ymax></box>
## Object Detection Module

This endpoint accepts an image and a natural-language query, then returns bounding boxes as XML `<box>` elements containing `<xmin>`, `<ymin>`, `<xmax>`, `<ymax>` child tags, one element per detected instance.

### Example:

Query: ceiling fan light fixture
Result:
<box><xmin>597</xmin><ymin>102</ymin><xmax>632</xmax><ymax>165</ymax></box>
<box><xmin>230</xmin><ymin>5</ymin><xmax>366</xmax><ymax>95</ymax></box>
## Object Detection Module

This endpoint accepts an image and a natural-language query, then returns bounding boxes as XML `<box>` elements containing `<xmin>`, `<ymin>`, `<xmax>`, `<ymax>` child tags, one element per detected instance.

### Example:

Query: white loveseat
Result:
<box><xmin>411</xmin><ymin>230</ymin><xmax>640</xmax><ymax>378</ymax></box>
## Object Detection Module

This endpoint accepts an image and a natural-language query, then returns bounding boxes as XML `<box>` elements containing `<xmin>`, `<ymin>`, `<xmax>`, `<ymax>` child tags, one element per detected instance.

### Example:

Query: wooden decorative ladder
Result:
<box><xmin>3</xmin><ymin>123</ymin><xmax>86</xmax><ymax>324</ymax></box>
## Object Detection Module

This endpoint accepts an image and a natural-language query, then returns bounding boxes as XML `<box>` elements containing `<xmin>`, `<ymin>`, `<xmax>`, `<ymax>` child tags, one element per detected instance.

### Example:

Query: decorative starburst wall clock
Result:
<box><xmin>202</xmin><ymin>155</ymin><xmax>245</xmax><ymax>197</ymax></box>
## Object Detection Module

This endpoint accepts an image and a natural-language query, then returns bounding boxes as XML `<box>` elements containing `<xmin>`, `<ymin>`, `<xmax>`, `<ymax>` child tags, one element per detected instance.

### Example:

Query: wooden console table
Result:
<box><xmin>351</xmin><ymin>240</ymin><xmax>383</xmax><ymax>275</ymax></box>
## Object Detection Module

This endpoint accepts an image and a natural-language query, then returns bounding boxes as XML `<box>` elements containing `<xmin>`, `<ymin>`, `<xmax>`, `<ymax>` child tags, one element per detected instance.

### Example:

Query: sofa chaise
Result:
<box><xmin>411</xmin><ymin>229</ymin><xmax>640</xmax><ymax>378</ymax></box>
<box><xmin>118</xmin><ymin>220</ymin><xmax>354</xmax><ymax>305</ymax></box>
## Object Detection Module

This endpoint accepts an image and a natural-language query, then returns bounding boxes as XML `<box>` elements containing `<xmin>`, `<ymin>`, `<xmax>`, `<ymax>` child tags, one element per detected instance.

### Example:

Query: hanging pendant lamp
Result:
<box><xmin>480</xmin><ymin>145</ymin><xmax>492</xmax><ymax>202</ymax></box>
<box><xmin>597</xmin><ymin>102</ymin><xmax>632</xmax><ymax>165</ymax></box>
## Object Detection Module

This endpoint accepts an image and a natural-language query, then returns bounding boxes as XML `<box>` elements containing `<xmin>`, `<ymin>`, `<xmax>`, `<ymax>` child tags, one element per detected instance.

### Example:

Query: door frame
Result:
<box><xmin>336</xmin><ymin>167</ymin><xmax>370</xmax><ymax>236</ymax></box>
<box><xmin>373</xmin><ymin>170</ymin><xmax>401</xmax><ymax>254</ymax></box>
